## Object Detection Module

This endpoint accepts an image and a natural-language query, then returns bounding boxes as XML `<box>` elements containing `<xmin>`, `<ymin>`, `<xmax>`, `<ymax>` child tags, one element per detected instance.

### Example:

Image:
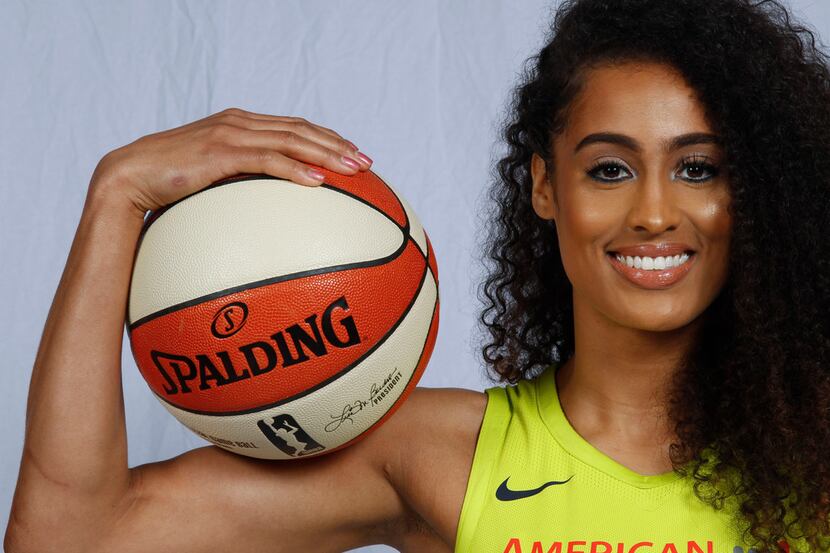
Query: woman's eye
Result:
<box><xmin>586</xmin><ymin>161</ymin><xmax>632</xmax><ymax>182</ymax></box>
<box><xmin>677</xmin><ymin>160</ymin><xmax>719</xmax><ymax>183</ymax></box>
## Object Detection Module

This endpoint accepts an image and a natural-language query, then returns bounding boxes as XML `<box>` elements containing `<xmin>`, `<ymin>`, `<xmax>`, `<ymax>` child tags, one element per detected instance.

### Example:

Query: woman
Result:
<box><xmin>6</xmin><ymin>0</ymin><xmax>830</xmax><ymax>552</ymax></box>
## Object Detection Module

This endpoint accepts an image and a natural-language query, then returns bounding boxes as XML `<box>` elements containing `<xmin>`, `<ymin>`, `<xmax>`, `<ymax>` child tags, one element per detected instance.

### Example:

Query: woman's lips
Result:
<box><xmin>606</xmin><ymin>251</ymin><xmax>696</xmax><ymax>289</ymax></box>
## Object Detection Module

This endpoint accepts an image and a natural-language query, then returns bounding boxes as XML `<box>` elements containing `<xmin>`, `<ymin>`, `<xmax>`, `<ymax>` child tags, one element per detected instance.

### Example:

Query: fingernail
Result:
<box><xmin>341</xmin><ymin>156</ymin><xmax>360</xmax><ymax>170</ymax></box>
<box><xmin>356</xmin><ymin>152</ymin><xmax>372</xmax><ymax>166</ymax></box>
<box><xmin>347</xmin><ymin>141</ymin><xmax>359</xmax><ymax>151</ymax></box>
<box><xmin>307</xmin><ymin>168</ymin><xmax>325</xmax><ymax>182</ymax></box>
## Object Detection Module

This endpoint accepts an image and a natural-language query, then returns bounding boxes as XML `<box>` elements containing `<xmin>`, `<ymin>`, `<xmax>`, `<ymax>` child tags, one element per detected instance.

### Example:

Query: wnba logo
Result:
<box><xmin>211</xmin><ymin>301</ymin><xmax>249</xmax><ymax>339</ymax></box>
<box><xmin>257</xmin><ymin>414</ymin><xmax>325</xmax><ymax>457</ymax></box>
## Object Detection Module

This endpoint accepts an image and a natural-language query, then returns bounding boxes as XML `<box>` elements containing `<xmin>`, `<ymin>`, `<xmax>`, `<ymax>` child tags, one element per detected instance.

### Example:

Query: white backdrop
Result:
<box><xmin>3</xmin><ymin>1</ymin><xmax>829</xmax><ymax>552</ymax></box>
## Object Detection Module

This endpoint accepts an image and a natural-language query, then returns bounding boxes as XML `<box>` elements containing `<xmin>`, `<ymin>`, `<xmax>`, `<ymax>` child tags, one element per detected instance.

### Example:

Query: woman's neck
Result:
<box><xmin>555</xmin><ymin>296</ymin><xmax>703</xmax><ymax>463</ymax></box>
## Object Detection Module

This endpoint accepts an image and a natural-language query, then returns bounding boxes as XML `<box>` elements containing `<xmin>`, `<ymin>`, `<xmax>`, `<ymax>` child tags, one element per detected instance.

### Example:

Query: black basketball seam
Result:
<box><xmin>327</xmin><ymin>279</ymin><xmax>439</xmax><ymax>452</ymax></box>
<box><xmin>128</xmin><ymin>173</ymin><xmax>423</xmax><ymax>331</ymax></box>
<box><xmin>365</xmin><ymin>171</ymin><xmax>431</xmax><ymax>261</ymax></box>
<box><xmin>147</xmin><ymin>244</ymin><xmax>434</xmax><ymax>416</ymax></box>
<box><xmin>137</xmin><ymin>173</ymin><xmax>413</xmax><ymax>249</ymax></box>
<box><xmin>137</xmin><ymin>174</ymin><xmax>266</xmax><ymax>244</ymax></box>
<box><xmin>127</xmin><ymin>235</ymin><xmax>409</xmax><ymax>333</ymax></box>
<box><xmin>319</xmin><ymin>171</ymin><xmax>430</xmax><ymax>269</ymax></box>
<box><xmin>320</xmin><ymin>181</ymin><xmax>411</xmax><ymax>238</ymax></box>
<box><xmin>129</xmin><ymin>176</ymin><xmax>299</xmax><ymax>333</ymax></box>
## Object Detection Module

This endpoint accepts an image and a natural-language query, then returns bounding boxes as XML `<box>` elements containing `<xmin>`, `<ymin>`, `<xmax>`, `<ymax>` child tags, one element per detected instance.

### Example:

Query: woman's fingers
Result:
<box><xmin>93</xmin><ymin>107</ymin><xmax>374</xmax><ymax>213</ymax></box>
<box><xmin>224</xmin><ymin>110</ymin><xmax>368</xmax><ymax>169</ymax></box>
<box><xmin>205</xmin><ymin>109</ymin><xmax>365</xmax><ymax>163</ymax></box>
<box><xmin>207</xmin><ymin>126</ymin><xmax>365</xmax><ymax>177</ymax></box>
<box><xmin>216</xmin><ymin>146</ymin><xmax>337</xmax><ymax>187</ymax></box>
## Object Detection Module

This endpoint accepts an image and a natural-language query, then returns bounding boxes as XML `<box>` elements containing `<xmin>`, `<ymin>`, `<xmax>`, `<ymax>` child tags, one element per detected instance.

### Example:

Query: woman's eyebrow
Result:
<box><xmin>574</xmin><ymin>132</ymin><xmax>722</xmax><ymax>154</ymax></box>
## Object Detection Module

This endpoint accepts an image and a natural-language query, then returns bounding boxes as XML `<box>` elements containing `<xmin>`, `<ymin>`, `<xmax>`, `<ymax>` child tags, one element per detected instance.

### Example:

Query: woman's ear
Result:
<box><xmin>531</xmin><ymin>152</ymin><xmax>558</xmax><ymax>221</ymax></box>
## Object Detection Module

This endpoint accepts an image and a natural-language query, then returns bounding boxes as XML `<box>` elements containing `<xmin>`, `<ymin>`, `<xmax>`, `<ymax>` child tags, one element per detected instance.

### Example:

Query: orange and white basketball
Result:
<box><xmin>125</xmin><ymin>167</ymin><xmax>439</xmax><ymax>460</ymax></box>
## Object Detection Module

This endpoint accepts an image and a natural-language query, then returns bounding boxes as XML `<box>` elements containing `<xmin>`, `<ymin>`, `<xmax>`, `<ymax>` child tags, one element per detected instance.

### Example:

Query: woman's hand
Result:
<box><xmin>90</xmin><ymin>107</ymin><xmax>372</xmax><ymax>216</ymax></box>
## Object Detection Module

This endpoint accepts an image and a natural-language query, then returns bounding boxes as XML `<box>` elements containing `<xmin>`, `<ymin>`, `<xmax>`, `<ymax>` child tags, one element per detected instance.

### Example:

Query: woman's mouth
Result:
<box><xmin>606</xmin><ymin>251</ymin><xmax>696</xmax><ymax>289</ymax></box>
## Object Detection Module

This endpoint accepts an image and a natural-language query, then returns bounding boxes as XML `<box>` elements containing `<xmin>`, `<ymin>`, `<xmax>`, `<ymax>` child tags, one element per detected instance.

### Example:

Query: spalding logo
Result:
<box><xmin>211</xmin><ymin>301</ymin><xmax>249</xmax><ymax>339</ymax></box>
<box><xmin>151</xmin><ymin>295</ymin><xmax>361</xmax><ymax>396</ymax></box>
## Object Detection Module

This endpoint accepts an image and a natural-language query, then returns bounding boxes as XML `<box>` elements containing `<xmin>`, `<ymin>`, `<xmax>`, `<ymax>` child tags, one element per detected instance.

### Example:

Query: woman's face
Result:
<box><xmin>530</xmin><ymin>60</ymin><xmax>732</xmax><ymax>332</ymax></box>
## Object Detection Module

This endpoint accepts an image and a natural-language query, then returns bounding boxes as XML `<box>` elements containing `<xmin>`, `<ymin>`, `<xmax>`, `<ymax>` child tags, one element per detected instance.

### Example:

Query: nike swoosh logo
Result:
<box><xmin>495</xmin><ymin>475</ymin><xmax>574</xmax><ymax>501</ymax></box>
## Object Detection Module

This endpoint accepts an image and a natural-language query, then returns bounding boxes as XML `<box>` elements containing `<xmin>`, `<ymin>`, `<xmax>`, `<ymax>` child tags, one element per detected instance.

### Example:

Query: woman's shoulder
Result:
<box><xmin>366</xmin><ymin>386</ymin><xmax>489</xmax><ymax>549</ymax></box>
<box><xmin>405</xmin><ymin>386</ymin><xmax>489</xmax><ymax>423</ymax></box>
<box><xmin>377</xmin><ymin>386</ymin><xmax>489</xmax><ymax>452</ymax></box>
<box><xmin>367</xmin><ymin>385</ymin><xmax>489</xmax><ymax>460</ymax></box>
<box><xmin>387</xmin><ymin>376</ymin><xmax>539</xmax><ymax>441</ymax></box>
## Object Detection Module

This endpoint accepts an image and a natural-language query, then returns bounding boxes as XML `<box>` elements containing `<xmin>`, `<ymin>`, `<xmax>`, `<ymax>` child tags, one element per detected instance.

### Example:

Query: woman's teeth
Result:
<box><xmin>613</xmin><ymin>252</ymin><xmax>691</xmax><ymax>270</ymax></box>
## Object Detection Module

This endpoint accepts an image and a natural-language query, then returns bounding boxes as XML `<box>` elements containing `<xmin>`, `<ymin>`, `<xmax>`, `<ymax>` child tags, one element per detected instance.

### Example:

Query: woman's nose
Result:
<box><xmin>624</xmin><ymin>175</ymin><xmax>682</xmax><ymax>234</ymax></box>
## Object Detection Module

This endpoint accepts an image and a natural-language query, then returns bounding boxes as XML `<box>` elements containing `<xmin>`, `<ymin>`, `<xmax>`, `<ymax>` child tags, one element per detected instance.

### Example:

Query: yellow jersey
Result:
<box><xmin>454</xmin><ymin>364</ymin><xmax>798</xmax><ymax>553</ymax></box>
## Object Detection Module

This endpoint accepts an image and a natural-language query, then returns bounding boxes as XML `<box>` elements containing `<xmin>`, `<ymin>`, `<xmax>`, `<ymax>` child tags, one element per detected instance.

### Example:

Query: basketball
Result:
<box><xmin>125</xmin><ymin>166</ymin><xmax>439</xmax><ymax>460</ymax></box>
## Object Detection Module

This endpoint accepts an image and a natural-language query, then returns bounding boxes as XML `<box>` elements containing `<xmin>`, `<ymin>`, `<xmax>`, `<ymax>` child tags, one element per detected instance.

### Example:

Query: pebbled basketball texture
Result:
<box><xmin>126</xmin><ymin>166</ymin><xmax>439</xmax><ymax>459</ymax></box>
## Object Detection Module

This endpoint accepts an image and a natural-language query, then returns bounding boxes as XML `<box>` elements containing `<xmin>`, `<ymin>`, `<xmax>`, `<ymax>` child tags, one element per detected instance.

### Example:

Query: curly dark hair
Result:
<box><xmin>476</xmin><ymin>0</ymin><xmax>830</xmax><ymax>551</ymax></box>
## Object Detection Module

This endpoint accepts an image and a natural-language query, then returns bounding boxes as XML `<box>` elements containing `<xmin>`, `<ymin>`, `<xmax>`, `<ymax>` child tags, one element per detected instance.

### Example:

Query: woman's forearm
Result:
<box><xmin>7</xmin><ymin>176</ymin><xmax>146</xmax><ymax>547</ymax></box>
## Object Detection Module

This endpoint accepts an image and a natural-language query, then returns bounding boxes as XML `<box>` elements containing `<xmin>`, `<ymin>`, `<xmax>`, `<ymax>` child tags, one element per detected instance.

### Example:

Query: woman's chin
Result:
<box><xmin>610</xmin><ymin>306</ymin><xmax>701</xmax><ymax>333</ymax></box>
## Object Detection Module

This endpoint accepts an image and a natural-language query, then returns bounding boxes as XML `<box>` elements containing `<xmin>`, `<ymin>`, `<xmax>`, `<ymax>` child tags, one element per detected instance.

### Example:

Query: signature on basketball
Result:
<box><xmin>324</xmin><ymin>368</ymin><xmax>404</xmax><ymax>432</ymax></box>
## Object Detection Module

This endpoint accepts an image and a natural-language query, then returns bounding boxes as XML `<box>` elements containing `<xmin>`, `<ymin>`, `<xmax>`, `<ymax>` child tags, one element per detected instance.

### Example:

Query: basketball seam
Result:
<box><xmin>137</xmin><ymin>173</ymin><xmax>412</xmax><ymax>254</ymax></box>
<box><xmin>319</xmin><ymin>283</ymin><xmax>439</xmax><ymax>457</ymax></box>
<box><xmin>149</xmin><ymin>247</ymin><xmax>434</xmax><ymax>416</ymax></box>
<box><xmin>338</xmin><ymin>170</ymin><xmax>428</xmax><ymax>261</ymax></box>
<box><xmin>128</xmin><ymin>173</ymin><xmax>417</xmax><ymax>331</ymax></box>
<box><xmin>127</xmin><ymin>237</ymin><xmax>409</xmax><ymax>332</ymax></box>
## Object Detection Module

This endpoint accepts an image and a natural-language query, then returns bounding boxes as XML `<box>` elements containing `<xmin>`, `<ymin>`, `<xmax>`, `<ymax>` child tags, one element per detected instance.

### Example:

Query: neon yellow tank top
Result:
<box><xmin>454</xmin><ymin>364</ymin><xmax>799</xmax><ymax>553</ymax></box>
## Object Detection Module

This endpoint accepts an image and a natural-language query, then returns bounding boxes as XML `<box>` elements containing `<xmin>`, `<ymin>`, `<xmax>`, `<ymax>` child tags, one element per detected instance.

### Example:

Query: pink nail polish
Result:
<box><xmin>307</xmin><ymin>168</ymin><xmax>325</xmax><ymax>182</ymax></box>
<box><xmin>356</xmin><ymin>152</ymin><xmax>372</xmax><ymax>166</ymax></box>
<box><xmin>341</xmin><ymin>156</ymin><xmax>360</xmax><ymax>170</ymax></box>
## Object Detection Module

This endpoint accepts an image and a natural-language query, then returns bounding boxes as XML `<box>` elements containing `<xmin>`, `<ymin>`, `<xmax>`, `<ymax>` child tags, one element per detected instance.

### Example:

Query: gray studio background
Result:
<box><xmin>2</xmin><ymin>1</ymin><xmax>829</xmax><ymax>552</ymax></box>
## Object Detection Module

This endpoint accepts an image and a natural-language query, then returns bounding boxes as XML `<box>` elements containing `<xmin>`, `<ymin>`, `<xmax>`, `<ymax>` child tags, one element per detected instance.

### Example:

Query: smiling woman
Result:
<box><xmin>531</xmin><ymin>63</ymin><xmax>732</xmax><ymax>329</ymax></box>
<box><xmin>476</xmin><ymin>0</ymin><xmax>830</xmax><ymax>551</ymax></box>
<box><xmin>5</xmin><ymin>1</ymin><xmax>830</xmax><ymax>553</ymax></box>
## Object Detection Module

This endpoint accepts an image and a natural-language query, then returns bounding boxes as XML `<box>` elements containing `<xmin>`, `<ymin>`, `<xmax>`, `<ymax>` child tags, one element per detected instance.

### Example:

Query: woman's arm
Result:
<box><xmin>4</xmin><ymin>110</ymin><xmax>414</xmax><ymax>553</ymax></box>
<box><xmin>5</xmin><ymin>182</ymin><xmax>142</xmax><ymax>552</ymax></box>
